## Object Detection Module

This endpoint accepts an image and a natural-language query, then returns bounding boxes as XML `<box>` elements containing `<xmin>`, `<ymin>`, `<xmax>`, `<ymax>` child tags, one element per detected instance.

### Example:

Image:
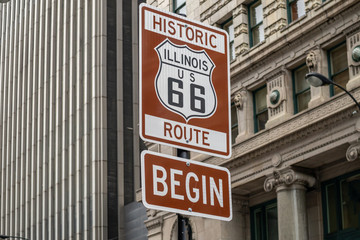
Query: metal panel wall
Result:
<box><xmin>0</xmin><ymin>1</ymin><xmax>108</xmax><ymax>239</ymax></box>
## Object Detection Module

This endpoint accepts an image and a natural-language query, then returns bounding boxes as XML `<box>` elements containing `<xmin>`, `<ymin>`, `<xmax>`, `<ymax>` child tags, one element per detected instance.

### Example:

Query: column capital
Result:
<box><xmin>346</xmin><ymin>143</ymin><xmax>360</xmax><ymax>162</ymax></box>
<box><xmin>264</xmin><ymin>168</ymin><xmax>316</xmax><ymax>192</ymax></box>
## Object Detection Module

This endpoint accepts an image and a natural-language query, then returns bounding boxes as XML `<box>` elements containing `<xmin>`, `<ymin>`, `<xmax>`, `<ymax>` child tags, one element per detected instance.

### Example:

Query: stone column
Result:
<box><xmin>264</xmin><ymin>168</ymin><xmax>316</xmax><ymax>240</ymax></box>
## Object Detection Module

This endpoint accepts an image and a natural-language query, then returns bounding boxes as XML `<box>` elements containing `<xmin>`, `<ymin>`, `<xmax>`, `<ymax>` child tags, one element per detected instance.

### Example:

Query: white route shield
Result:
<box><xmin>155</xmin><ymin>39</ymin><xmax>217</xmax><ymax>121</ymax></box>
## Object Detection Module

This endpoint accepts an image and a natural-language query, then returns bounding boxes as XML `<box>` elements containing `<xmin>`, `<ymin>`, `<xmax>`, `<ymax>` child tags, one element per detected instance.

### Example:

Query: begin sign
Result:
<box><xmin>141</xmin><ymin>151</ymin><xmax>232</xmax><ymax>221</ymax></box>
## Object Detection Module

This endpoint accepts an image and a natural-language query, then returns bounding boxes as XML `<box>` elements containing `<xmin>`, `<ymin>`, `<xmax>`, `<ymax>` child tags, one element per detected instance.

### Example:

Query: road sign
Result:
<box><xmin>139</xmin><ymin>4</ymin><xmax>231</xmax><ymax>158</ymax></box>
<box><xmin>141</xmin><ymin>151</ymin><xmax>232</xmax><ymax>221</ymax></box>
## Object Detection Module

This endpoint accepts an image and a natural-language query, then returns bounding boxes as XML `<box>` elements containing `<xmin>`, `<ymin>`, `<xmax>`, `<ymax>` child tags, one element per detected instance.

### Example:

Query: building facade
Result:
<box><xmin>143</xmin><ymin>0</ymin><xmax>360</xmax><ymax>239</ymax></box>
<box><xmin>0</xmin><ymin>0</ymin><xmax>147</xmax><ymax>239</ymax></box>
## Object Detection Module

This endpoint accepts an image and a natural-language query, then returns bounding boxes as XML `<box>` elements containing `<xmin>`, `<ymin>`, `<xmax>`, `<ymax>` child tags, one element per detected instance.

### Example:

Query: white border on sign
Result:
<box><xmin>139</xmin><ymin>3</ymin><xmax>232</xmax><ymax>159</ymax></box>
<box><xmin>141</xmin><ymin>150</ymin><xmax>233</xmax><ymax>222</ymax></box>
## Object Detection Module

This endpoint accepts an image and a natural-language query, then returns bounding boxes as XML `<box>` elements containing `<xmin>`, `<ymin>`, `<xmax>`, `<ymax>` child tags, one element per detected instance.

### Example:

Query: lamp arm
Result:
<box><xmin>330</xmin><ymin>80</ymin><xmax>360</xmax><ymax>111</ymax></box>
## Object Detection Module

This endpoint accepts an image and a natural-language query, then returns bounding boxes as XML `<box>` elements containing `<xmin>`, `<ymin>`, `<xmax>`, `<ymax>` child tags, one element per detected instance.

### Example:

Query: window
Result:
<box><xmin>253</xmin><ymin>86</ymin><xmax>268</xmax><ymax>132</ymax></box>
<box><xmin>231</xmin><ymin>103</ymin><xmax>238</xmax><ymax>144</ymax></box>
<box><xmin>293</xmin><ymin>64</ymin><xmax>310</xmax><ymax>113</ymax></box>
<box><xmin>287</xmin><ymin>0</ymin><xmax>306</xmax><ymax>23</ymax></box>
<box><xmin>173</xmin><ymin>0</ymin><xmax>186</xmax><ymax>15</ymax></box>
<box><xmin>249</xmin><ymin>0</ymin><xmax>264</xmax><ymax>47</ymax></box>
<box><xmin>251</xmin><ymin>200</ymin><xmax>279</xmax><ymax>240</ymax></box>
<box><xmin>328</xmin><ymin>43</ymin><xmax>349</xmax><ymax>96</ymax></box>
<box><xmin>322</xmin><ymin>170</ymin><xmax>360</xmax><ymax>239</ymax></box>
<box><xmin>223</xmin><ymin>19</ymin><xmax>235</xmax><ymax>61</ymax></box>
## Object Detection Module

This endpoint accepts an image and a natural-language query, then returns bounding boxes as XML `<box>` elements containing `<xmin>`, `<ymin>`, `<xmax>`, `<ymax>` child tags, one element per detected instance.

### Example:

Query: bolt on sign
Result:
<box><xmin>139</xmin><ymin>4</ymin><xmax>231</xmax><ymax>158</ymax></box>
<box><xmin>141</xmin><ymin>151</ymin><xmax>232</xmax><ymax>221</ymax></box>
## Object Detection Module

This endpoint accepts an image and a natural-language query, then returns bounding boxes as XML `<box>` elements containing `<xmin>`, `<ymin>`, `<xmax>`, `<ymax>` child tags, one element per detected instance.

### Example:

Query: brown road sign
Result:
<box><xmin>141</xmin><ymin>151</ymin><xmax>232</xmax><ymax>221</ymax></box>
<box><xmin>139</xmin><ymin>4</ymin><xmax>231</xmax><ymax>158</ymax></box>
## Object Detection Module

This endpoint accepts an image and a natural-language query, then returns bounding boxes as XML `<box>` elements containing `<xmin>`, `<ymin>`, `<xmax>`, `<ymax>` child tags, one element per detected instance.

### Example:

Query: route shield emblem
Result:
<box><xmin>155</xmin><ymin>39</ymin><xmax>217</xmax><ymax>121</ymax></box>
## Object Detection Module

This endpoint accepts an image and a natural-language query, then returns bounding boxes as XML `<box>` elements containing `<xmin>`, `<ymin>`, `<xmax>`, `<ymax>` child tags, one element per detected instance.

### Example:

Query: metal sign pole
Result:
<box><xmin>177</xmin><ymin>149</ymin><xmax>190</xmax><ymax>240</ymax></box>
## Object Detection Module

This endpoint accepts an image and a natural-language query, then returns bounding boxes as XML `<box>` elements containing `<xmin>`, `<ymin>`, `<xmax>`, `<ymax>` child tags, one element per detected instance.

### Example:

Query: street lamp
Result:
<box><xmin>305</xmin><ymin>72</ymin><xmax>360</xmax><ymax>111</ymax></box>
<box><xmin>0</xmin><ymin>235</ymin><xmax>29</xmax><ymax>240</ymax></box>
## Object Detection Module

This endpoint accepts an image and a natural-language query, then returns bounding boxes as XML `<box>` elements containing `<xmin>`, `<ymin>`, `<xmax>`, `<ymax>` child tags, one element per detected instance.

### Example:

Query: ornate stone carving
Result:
<box><xmin>306</xmin><ymin>50</ymin><xmax>318</xmax><ymax>72</ymax></box>
<box><xmin>264</xmin><ymin>19</ymin><xmax>287</xmax><ymax>38</ymax></box>
<box><xmin>264</xmin><ymin>168</ymin><xmax>316</xmax><ymax>192</ymax></box>
<box><xmin>346</xmin><ymin>143</ymin><xmax>360</xmax><ymax>162</ymax></box>
<box><xmin>235</xmin><ymin>43</ymin><xmax>249</xmax><ymax>55</ymax></box>
<box><xmin>349</xmin><ymin>31</ymin><xmax>360</xmax><ymax>67</ymax></box>
<box><xmin>234</xmin><ymin>23</ymin><xmax>248</xmax><ymax>38</ymax></box>
<box><xmin>233</xmin><ymin>4</ymin><xmax>247</xmax><ymax>18</ymax></box>
<box><xmin>147</xmin><ymin>209</ymin><xmax>158</xmax><ymax>218</ymax></box>
<box><xmin>233</xmin><ymin>90</ymin><xmax>247</xmax><ymax>110</ymax></box>
<box><xmin>272</xmin><ymin>154</ymin><xmax>282</xmax><ymax>167</ymax></box>
<box><xmin>145</xmin><ymin>217</ymin><xmax>163</xmax><ymax>231</ymax></box>
<box><xmin>305</xmin><ymin>0</ymin><xmax>321</xmax><ymax>12</ymax></box>
<box><xmin>263</xmin><ymin>0</ymin><xmax>286</xmax><ymax>18</ymax></box>
<box><xmin>266</xmin><ymin>72</ymin><xmax>288</xmax><ymax>123</ymax></box>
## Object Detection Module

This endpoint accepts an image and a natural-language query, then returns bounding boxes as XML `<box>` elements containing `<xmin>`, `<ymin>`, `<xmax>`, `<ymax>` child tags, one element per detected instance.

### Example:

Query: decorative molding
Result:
<box><xmin>200</xmin><ymin>0</ymin><xmax>232</xmax><ymax>22</ymax></box>
<box><xmin>233</xmin><ymin>4</ymin><xmax>247</xmax><ymax>18</ymax></box>
<box><xmin>305</xmin><ymin>0</ymin><xmax>321</xmax><ymax>12</ymax></box>
<box><xmin>147</xmin><ymin>209</ymin><xmax>159</xmax><ymax>218</ymax></box>
<box><xmin>264</xmin><ymin>18</ymin><xmax>287</xmax><ymax>38</ymax></box>
<box><xmin>263</xmin><ymin>0</ymin><xmax>286</xmax><ymax>18</ymax></box>
<box><xmin>346</xmin><ymin>143</ymin><xmax>360</xmax><ymax>162</ymax></box>
<box><xmin>145</xmin><ymin>217</ymin><xmax>163</xmax><ymax>231</ymax></box>
<box><xmin>264</xmin><ymin>168</ymin><xmax>316</xmax><ymax>192</ymax></box>
<box><xmin>267</xmin><ymin>73</ymin><xmax>286</xmax><ymax>111</ymax></box>
<box><xmin>234</xmin><ymin>23</ymin><xmax>248</xmax><ymax>38</ymax></box>
<box><xmin>235</xmin><ymin>43</ymin><xmax>249</xmax><ymax>55</ymax></box>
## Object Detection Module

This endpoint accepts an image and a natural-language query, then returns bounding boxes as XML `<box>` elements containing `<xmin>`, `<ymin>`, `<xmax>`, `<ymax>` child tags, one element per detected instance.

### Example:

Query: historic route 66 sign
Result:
<box><xmin>139</xmin><ymin>4</ymin><xmax>231</xmax><ymax>158</ymax></box>
<box><xmin>155</xmin><ymin>39</ymin><xmax>216</xmax><ymax>121</ymax></box>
